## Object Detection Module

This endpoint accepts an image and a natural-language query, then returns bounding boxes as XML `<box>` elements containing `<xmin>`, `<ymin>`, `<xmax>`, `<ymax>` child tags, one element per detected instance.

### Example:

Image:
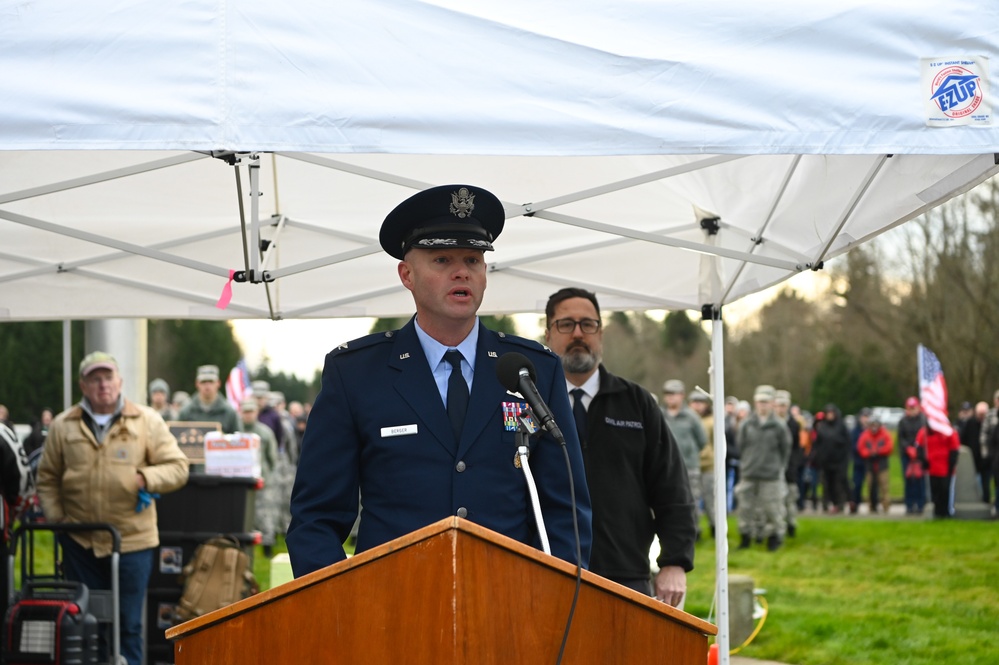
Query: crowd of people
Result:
<box><xmin>3</xmin><ymin>182</ymin><xmax>999</xmax><ymax>662</ymax></box>
<box><xmin>698</xmin><ymin>390</ymin><xmax>999</xmax><ymax>539</ymax></box>
<box><xmin>0</xmin><ymin>362</ymin><xmax>310</xmax><ymax>665</ymax></box>
<box><xmin>143</xmin><ymin>368</ymin><xmax>308</xmax><ymax>557</ymax></box>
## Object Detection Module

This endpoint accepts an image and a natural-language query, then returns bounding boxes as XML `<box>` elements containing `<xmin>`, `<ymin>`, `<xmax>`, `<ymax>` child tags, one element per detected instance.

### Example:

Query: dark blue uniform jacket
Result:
<box><xmin>287</xmin><ymin>318</ymin><xmax>592</xmax><ymax>577</ymax></box>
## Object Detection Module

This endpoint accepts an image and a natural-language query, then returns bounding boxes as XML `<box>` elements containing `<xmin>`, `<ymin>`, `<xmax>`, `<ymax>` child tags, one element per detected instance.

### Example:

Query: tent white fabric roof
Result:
<box><xmin>2</xmin><ymin>0</ymin><xmax>998</xmax><ymax>321</ymax></box>
<box><xmin>5</xmin><ymin>4</ymin><xmax>999</xmax><ymax>658</ymax></box>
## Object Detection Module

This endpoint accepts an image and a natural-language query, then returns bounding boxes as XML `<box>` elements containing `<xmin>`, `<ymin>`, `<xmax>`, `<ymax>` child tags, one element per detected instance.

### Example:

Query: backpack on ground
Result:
<box><xmin>174</xmin><ymin>536</ymin><xmax>259</xmax><ymax>622</ymax></box>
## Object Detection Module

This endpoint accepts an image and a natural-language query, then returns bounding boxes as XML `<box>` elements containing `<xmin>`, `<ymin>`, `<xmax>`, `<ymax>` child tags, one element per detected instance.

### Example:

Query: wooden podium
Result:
<box><xmin>166</xmin><ymin>518</ymin><xmax>716</xmax><ymax>664</ymax></box>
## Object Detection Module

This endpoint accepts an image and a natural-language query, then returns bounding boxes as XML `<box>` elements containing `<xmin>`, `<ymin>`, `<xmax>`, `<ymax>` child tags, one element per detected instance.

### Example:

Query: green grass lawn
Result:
<box><xmin>684</xmin><ymin>515</ymin><xmax>999</xmax><ymax>665</ymax></box>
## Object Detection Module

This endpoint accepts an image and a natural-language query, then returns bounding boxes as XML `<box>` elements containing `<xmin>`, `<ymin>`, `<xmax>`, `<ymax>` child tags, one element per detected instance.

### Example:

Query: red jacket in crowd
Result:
<box><xmin>857</xmin><ymin>426</ymin><xmax>894</xmax><ymax>469</ymax></box>
<box><xmin>915</xmin><ymin>426</ymin><xmax>960</xmax><ymax>478</ymax></box>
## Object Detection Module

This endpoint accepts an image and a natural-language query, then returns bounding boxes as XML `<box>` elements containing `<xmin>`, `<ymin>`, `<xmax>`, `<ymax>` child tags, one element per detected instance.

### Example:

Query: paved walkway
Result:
<box><xmin>731</xmin><ymin>657</ymin><xmax>788</xmax><ymax>665</ymax></box>
<box><xmin>797</xmin><ymin>498</ymin><xmax>994</xmax><ymax>519</ymax></box>
<box><xmin>798</xmin><ymin>500</ymin><xmax>910</xmax><ymax>518</ymax></box>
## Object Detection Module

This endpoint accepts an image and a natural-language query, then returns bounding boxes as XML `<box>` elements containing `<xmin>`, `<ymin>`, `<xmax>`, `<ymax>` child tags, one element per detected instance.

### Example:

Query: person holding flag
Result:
<box><xmin>225</xmin><ymin>359</ymin><xmax>252</xmax><ymax>411</ymax></box>
<box><xmin>916</xmin><ymin>345</ymin><xmax>961</xmax><ymax>518</ymax></box>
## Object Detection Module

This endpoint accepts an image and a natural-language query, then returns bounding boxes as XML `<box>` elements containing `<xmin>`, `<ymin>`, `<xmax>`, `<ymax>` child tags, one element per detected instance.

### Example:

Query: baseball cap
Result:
<box><xmin>905</xmin><ymin>396</ymin><xmax>919</xmax><ymax>408</ymax></box>
<box><xmin>753</xmin><ymin>385</ymin><xmax>775</xmax><ymax>402</ymax></box>
<box><xmin>79</xmin><ymin>351</ymin><xmax>119</xmax><ymax>378</ymax></box>
<box><xmin>774</xmin><ymin>389</ymin><xmax>791</xmax><ymax>406</ymax></box>
<box><xmin>663</xmin><ymin>379</ymin><xmax>685</xmax><ymax>394</ymax></box>
<box><xmin>196</xmin><ymin>365</ymin><xmax>220</xmax><ymax>382</ymax></box>
<box><xmin>251</xmin><ymin>380</ymin><xmax>271</xmax><ymax>394</ymax></box>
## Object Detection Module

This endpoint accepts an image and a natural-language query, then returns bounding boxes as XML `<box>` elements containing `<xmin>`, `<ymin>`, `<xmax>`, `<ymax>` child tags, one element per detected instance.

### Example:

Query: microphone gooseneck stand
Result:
<box><xmin>497</xmin><ymin>354</ymin><xmax>583</xmax><ymax>665</ymax></box>
<box><xmin>514</xmin><ymin>414</ymin><xmax>551</xmax><ymax>555</ymax></box>
<box><xmin>513</xmin><ymin>406</ymin><xmax>583</xmax><ymax>665</ymax></box>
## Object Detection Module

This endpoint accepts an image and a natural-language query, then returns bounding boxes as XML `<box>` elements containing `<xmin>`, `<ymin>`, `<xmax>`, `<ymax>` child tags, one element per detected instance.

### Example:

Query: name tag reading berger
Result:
<box><xmin>381</xmin><ymin>424</ymin><xmax>419</xmax><ymax>438</ymax></box>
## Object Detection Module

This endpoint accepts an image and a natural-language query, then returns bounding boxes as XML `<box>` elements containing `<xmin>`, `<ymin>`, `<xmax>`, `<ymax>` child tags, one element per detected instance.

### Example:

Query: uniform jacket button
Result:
<box><xmin>456</xmin><ymin>507</ymin><xmax>468</xmax><ymax>518</ymax></box>
<box><xmin>456</xmin><ymin>461</ymin><xmax>466</xmax><ymax>472</ymax></box>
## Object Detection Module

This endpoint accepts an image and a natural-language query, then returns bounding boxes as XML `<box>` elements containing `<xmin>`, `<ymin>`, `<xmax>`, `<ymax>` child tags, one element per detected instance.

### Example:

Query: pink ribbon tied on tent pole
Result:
<box><xmin>216</xmin><ymin>269</ymin><xmax>236</xmax><ymax>309</ymax></box>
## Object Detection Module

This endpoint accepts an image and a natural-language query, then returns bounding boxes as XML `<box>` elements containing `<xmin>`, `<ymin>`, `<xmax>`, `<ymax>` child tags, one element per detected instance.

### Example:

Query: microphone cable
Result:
<box><xmin>554</xmin><ymin>437</ymin><xmax>583</xmax><ymax>665</ymax></box>
<box><xmin>496</xmin><ymin>351</ymin><xmax>583</xmax><ymax>664</ymax></box>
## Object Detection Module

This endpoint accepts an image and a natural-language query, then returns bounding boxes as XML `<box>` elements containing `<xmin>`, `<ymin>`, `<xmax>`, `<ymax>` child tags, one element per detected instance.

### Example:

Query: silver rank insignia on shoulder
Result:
<box><xmin>487</xmin><ymin>351</ymin><xmax>497</xmax><ymax>358</ymax></box>
<box><xmin>336</xmin><ymin>342</ymin><xmax>349</xmax><ymax>350</ymax></box>
<box><xmin>399</xmin><ymin>352</ymin><xmax>410</xmax><ymax>360</ymax></box>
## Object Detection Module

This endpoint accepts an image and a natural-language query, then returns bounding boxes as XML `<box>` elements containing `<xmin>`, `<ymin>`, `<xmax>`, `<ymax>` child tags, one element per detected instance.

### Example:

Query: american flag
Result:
<box><xmin>225</xmin><ymin>359</ymin><xmax>252</xmax><ymax>411</ymax></box>
<box><xmin>918</xmin><ymin>344</ymin><xmax>953</xmax><ymax>436</ymax></box>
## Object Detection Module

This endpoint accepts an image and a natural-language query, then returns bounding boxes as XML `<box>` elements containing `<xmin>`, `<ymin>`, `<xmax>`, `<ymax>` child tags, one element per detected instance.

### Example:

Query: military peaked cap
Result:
<box><xmin>379</xmin><ymin>184</ymin><xmax>505</xmax><ymax>260</ymax></box>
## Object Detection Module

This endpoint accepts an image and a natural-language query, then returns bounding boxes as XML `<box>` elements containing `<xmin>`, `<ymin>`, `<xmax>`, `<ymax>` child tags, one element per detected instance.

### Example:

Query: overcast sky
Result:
<box><xmin>230</xmin><ymin>271</ymin><xmax>829</xmax><ymax>380</ymax></box>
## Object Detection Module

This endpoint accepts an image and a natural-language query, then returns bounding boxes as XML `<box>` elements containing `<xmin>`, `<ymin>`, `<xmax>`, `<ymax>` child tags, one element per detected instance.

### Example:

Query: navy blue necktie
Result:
<box><xmin>445</xmin><ymin>350</ymin><xmax>468</xmax><ymax>442</ymax></box>
<box><xmin>571</xmin><ymin>388</ymin><xmax>587</xmax><ymax>445</ymax></box>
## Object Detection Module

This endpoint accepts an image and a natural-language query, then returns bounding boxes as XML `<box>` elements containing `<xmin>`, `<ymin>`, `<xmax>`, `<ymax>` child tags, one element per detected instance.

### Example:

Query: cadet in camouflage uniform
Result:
<box><xmin>238</xmin><ymin>398</ymin><xmax>279</xmax><ymax>557</ymax></box>
<box><xmin>269</xmin><ymin>391</ymin><xmax>299</xmax><ymax>534</ymax></box>
<box><xmin>177</xmin><ymin>365</ymin><xmax>239</xmax><ymax>433</ymax></box>
<box><xmin>736</xmin><ymin>385</ymin><xmax>792</xmax><ymax>552</ymax></box>
<box><xmin>661</xmin><ymin>380</ymin><xmax>707</xmax><ymax>539</ymax></box>
<box><xmin>774</xmin><ymin>389</ymin><xmax>803</xmax><ymax>537</ymax></box>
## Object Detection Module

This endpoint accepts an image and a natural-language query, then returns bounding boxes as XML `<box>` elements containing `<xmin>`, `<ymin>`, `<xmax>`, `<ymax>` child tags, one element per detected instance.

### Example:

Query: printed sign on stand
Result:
<box><xmin>204</xmin><ymin>431</ymin><xmax>262</xmax><ymax>478</ymax></box>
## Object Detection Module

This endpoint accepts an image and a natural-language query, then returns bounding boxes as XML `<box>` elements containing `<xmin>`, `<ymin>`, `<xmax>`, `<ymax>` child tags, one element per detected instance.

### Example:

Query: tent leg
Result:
<box><xmin>709</xmin><ymin>313</ymin><xmax>731</xmax><ymax>665</ymax></box>
<box><xmin>62</xmin><ymin>320</ymin><xmax>72</xmax><ymax>411</ymax></box>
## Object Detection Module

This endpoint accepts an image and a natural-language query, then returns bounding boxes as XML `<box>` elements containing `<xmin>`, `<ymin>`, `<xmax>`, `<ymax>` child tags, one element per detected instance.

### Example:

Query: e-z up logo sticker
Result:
<box><xmin>929</xmin><ymin>65</ymin><xmax>982</xmax><ymax>119</ymax></box>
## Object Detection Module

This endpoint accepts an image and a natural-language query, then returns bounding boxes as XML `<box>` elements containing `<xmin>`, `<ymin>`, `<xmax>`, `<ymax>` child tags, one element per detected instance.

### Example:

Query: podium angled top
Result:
<box><xmin>167</xmin><ymin>517</ymin><xmax>715</xmax><ymax>664</ymax></box>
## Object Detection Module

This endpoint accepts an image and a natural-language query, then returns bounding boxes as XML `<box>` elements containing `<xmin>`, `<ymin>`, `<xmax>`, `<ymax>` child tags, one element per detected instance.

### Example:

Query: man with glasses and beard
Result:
<box><xmin>544</xmin><ymin>287</ymin><xmax>695</xmax><ymax>608</ymax></box>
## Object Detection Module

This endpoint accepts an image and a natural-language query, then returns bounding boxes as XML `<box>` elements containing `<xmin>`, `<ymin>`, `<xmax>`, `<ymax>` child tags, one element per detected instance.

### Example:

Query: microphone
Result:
<box><xmin>496</xmin><ymin>352</ymin><xmax>566</xmax><ymax>444</ymax></box>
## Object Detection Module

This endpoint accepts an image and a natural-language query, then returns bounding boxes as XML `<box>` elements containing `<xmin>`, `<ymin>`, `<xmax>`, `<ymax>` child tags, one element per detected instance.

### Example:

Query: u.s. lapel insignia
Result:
<box><xmin>487</xmin><ymin>351</ymin><xmax>497</xmax><ymax>358</ymax></box>
<box><xmin>399</xmin><ymin>352</ymin><xmax>410</xmax><ymax>360</ymax></box>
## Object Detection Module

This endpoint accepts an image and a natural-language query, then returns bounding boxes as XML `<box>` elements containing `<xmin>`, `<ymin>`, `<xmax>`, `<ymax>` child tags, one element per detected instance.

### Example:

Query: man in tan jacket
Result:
<box><xmin>38</xmin><ymin>351</ymin><xmax>189</xmax><ymax>665</ymax></box>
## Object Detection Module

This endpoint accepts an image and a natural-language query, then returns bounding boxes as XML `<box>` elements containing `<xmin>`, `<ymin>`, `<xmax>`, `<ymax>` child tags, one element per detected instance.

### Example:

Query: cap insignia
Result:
<box><xmin>450</xmin><ymin>187</ymin><xmax>476</xmax><ymax>218</ymax></box>
<box><xmin>415</xmin><ymin>238</ymin><xmax>458</xmax><ymax>247</ymax></box>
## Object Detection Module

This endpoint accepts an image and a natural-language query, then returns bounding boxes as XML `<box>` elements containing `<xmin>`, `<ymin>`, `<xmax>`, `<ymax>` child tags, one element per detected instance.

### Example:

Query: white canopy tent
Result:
<box><xmin>3</xmin><ymin>1</ymin><xmax>998</xmax><ymax>322</ymax></box>
<box><xmin>3</xmin><ymin>1</ymin><xmax>999</xmax><ymax>659</ymax></box>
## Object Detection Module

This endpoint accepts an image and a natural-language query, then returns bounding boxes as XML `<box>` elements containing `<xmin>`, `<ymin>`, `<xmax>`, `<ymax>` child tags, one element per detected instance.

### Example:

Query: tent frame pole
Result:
<box><xmin>705</xmin><ymin>305</ymin><xmax>731</xmax><ymax>665</ymax></box>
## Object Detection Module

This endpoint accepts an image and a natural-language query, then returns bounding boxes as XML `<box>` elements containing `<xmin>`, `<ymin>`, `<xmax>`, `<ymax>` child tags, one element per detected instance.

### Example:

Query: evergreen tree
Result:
<box><xmin>0</xmin><ymin>321</ymin><xmax>85</xmax><ymax>422</ymax></box>
<box><xmin>252</xmin><ymin>363</ymin><xmax>316</xmax><ymax>404</ymax></box>
<box><xmin>147</xmin><ymin>320</ymin><xmax>243</xmax><ymax>395</ymax></box>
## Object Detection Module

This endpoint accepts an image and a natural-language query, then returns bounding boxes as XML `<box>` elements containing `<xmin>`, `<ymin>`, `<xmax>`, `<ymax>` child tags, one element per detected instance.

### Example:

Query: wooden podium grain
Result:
<box><xmin>166</xmin><ymin>518</ymin><xmax>716</xmax><ymax>664</ymax></box>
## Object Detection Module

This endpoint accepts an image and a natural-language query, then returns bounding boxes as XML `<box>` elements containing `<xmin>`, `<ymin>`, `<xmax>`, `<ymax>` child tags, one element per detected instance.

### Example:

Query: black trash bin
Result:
<box><xmin>156</xmin><ymin>473</ymin><xmax>261</xmax><ymax>535</ymax></box>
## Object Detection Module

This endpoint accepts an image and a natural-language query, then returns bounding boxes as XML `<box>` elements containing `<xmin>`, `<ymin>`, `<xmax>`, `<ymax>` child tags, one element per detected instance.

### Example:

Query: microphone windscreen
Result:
<box><xmin>495</xmin><ymin>352</ymin><xmax>537</xmax><ymax>391</ymax></box>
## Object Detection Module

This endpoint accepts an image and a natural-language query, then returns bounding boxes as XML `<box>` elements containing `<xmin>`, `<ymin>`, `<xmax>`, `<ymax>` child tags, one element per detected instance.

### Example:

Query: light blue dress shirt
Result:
<box><xmin>414</xmin><ymin>317</ymin><xmax>478</xmax><ymax>408</ymax></box>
